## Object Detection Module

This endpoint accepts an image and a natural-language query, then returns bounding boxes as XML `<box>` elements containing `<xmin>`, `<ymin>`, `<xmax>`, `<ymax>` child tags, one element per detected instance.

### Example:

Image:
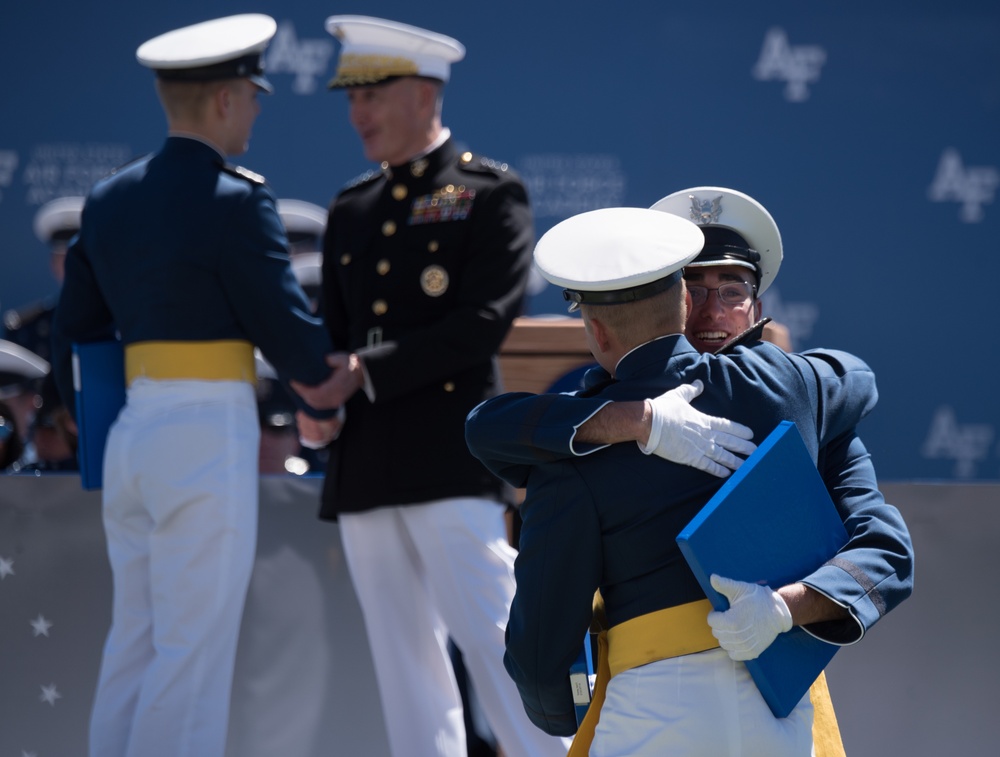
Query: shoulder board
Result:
<box><xmin>715</xmin><ymin>317</ymin><xmax>771</xmax><ymax>355</ymax></box>
<box><xmin>340</xmin><ymin>168</ymin><xmax>383</xmax><ymax>192</ymax></box>
<box><xmin>457</xmin><ymin>152</ymin><xmax>513</xmax><ymax>176</ymax></box>
<box><xmin>221</xmin><ymin>164</ymin><xmax>266</xmax><ymax>185</ymax></box>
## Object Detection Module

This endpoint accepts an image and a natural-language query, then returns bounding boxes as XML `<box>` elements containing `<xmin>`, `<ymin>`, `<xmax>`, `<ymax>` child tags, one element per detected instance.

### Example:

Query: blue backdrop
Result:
<box><xmin>2</xmin><ymin>1</ymin><xmax>998</xmax><ymax>480</ymax></box>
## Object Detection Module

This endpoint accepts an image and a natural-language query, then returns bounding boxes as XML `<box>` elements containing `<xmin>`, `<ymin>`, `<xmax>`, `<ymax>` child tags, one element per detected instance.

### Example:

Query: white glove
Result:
<box><xmin>639</xmin><ymin>381</ymin><xmax>757</xmax><ymax>477</ymax></box>
<box><xmin>707</xmin><ymin>574</ymin><xmax>793</xmax><ymax>661</ymax></box>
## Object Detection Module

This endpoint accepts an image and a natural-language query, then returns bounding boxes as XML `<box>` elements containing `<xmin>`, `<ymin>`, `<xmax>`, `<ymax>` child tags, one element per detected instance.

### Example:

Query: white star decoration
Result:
<box><xmin>39</xmin><ymin>684</ymin><xmax>62</xmax><ymax>706</ymax></box>
<box><xmin>31</xmin><ymin>615</ymin><xmax>53</xmax><ymax>637</ymax></box>
<box><xmin>0</xmin><ymin>556</ymin><xmax>14</xmax><ymax>578</ymax></box>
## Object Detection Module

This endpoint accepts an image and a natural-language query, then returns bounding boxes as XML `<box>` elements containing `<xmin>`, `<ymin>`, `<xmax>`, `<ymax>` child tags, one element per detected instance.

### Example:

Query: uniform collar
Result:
<box><xmin>384</xmin><ymin>130</ymin><xmax>456</xmax><ymax>182</ymax></box>
<box><xmin>614</xmin><ymin>334</ymin><xmax>699</xmax><ymax>380</ymax></box>
<box><xmin>163</xmin><ymin>134</ymin><xmax>228</xmax><ymax>164</ymax></box>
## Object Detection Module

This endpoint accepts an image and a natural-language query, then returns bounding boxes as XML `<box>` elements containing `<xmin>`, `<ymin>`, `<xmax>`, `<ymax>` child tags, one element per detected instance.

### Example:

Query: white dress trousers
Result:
<box><xmin>592</xmin><ymin>646</ymin><xmax>814</xmax><ymax>757</ymax></box>
<box><xmin>339</xmin><ymin>497</ymin><xmax>571</xmax><ymax>757</ymax></box>
<box><xmin>89</xmin><ymin>379</ymin><xmax>260</xmax><ymax>757</ymax></box>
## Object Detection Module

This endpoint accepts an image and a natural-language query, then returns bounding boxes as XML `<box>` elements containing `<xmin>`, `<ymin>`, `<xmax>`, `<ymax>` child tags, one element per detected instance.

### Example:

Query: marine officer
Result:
<box><xmin>293</xmin><ymin>15</ymin><xmax>568</xmax><ymax>757</ymax></box>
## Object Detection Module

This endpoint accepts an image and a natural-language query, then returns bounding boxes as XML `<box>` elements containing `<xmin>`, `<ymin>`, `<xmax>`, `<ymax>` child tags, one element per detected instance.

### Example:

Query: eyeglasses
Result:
<box><xmin>687</xmin><ymin>281</ymin><xmax>755</xmax><ymax>307</ymax></box>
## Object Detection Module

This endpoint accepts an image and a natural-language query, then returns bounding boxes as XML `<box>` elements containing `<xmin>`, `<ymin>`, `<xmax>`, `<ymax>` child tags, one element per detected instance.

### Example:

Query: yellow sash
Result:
<box><xmin>567</xmin><ymin>602</ymin><xmax>845</xmax><ymax>757</ymax></box>
<box><xmin>125</xmin><ymin>340</ymin><xmax>257</xmax><ymax>386</ymax></box>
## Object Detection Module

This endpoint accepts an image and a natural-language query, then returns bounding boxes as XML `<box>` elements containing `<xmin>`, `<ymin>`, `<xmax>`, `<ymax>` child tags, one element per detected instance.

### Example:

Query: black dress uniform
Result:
<box><xmin>319</xmin><ymin>137</ymin><xmax>534</xmax><ymax>517</ymax></box>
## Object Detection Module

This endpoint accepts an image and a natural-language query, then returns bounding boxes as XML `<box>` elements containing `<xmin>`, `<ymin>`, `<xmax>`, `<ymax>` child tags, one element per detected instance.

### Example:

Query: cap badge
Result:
<box><xmin>688</xmin><ymin>194</ymin><xmax>723</xmax><ymax>225</ymax></box>
<box><xmin>421</xmin><ymin>265</ymin><xmax>449</xmax><ymax>297</ymax></box>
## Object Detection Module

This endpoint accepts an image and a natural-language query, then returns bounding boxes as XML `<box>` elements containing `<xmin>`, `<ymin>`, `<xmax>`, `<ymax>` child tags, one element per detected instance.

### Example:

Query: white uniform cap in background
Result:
<box><xmin>650</xmin><ymin>186</ymin><xmax>782</xmax><ymax>295</ymax></box>
<box><xmin>325</xmin><ymin>15</ymin><xmax>465</xmax><ymax>88</ymax></box>
<box><xmin>291</xmin><ymin>252</ymin><xmax>323</xmax><ymax>291</ymax></box>
<box><xmin>0</xmin><ymin>340</ymin><xmax>50</xmax><ymax>398</ymax></box>
<box><xmin>534</xmin><ymin>207</ymin><xmax>704</xmax><ymax>311</ymax></box>
<box><xmin>136</xmin><ymin>14</ymin><xmax>278</xmax><ymax>93</ymax></box>
<box><xmin>277</xmin><ymin>199</ymin><xmax>327</xmax><ymax>247</ymax></box>
<box><xmin>33</xmin><ymin>196</ymin><xmax>84</xmax><ymax>245</ymax></box>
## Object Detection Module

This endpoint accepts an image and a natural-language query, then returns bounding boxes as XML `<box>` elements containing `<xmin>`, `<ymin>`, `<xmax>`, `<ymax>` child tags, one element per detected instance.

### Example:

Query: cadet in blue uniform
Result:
<box><xmin>49</xmin><ymin>15</ymin><xmax>335</xmax><ymax>757</ymax></box>
<box><xmin>293</xmin><ymin>16</ymin><xmax>568</xmax><ymax>757</ymax></box>
<box><xmin>466</xmin><ymin>208</ymin><xmax>912</xmax><ymax>756</ymax></box>
<box><xmin>466</xmin><ymin>188</ymin><xmax>913</xmax><ymax>754</ymax></box>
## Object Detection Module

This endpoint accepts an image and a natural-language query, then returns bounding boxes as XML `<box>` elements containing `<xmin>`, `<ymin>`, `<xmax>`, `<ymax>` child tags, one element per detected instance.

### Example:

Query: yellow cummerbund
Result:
<box><xmin>607</xmin><ymin>598</ymin><xmax>719</xmax><ymax>677</ymax></box>
<box><xmin>125</xmin><ymin>340</ymin><xmax>257</xmax><ymax>386</ymax></box>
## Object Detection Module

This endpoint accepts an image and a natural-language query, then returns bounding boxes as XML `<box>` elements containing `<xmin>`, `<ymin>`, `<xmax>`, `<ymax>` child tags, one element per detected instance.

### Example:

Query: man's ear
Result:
<box><xmin>417</xmin><ymin>78</ymin><xmax>441</xmax><ymax>113</ymax></box>
<box><xmin>213</xmin><ymin>84</ymin><xmax>231</xmax><ymax>118</ymax></box>
<box><xmin>588</xmin><ymin>316</ymin><xmax>613</xmax><ymax>354</ymax></box>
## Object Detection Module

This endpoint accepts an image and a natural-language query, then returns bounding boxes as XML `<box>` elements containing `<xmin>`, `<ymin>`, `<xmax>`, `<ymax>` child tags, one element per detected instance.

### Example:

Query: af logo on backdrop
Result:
<box><xmin>264</xmin><ymin>21</ymin><xmax>335</xmax><ymax>94</ymax></box>
<box><xmin>927</xmin><ymin>148</ymin><xmax>998</xmax><ymax>223</ymax></box>
<box><xmin>922</xmin><ymin>407</ymin><xmax>996</xmax><ymax>479</ymax></box>
<box><xmin>752</xmin><ymin>28</ymin><xmax>827</xmax><ymax>102</ymax></box>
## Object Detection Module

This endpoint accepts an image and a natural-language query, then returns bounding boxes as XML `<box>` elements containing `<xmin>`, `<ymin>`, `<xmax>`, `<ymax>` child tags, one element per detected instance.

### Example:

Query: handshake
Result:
<box><xmin>289</xmin><ymin>351</ymin><xmax>366</xmax><ymax>448</ymax></box>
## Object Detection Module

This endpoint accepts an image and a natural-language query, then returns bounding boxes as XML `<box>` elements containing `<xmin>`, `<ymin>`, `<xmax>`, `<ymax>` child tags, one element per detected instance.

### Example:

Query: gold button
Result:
<box><xmin>443</xmin><ymin>381</ymin><xmax>455</xmax><ymax>392</ymax></box>
<box><xmin>382</xmin><ymin>220</ymin><xmax>397</xmax><ymax>236</ymax></box>
<box><xmin>340</xmin><ymin>253</ymin><xmax>352</xmax><ymax>265</ymax></box>
<box><xmin>392</xmin><ymin>184</ymin><xmax>407</xmax><ymax>201</ymax></box>
<box><xmin>376</xmin><ymin>259</ymin><xmax>391</xmax><ymax>275</ymax></box>
<box><xmin>372</xmin><ymin>299</ymin><xmax>388</xmax><ymax>316</ymax></box>
<box><xmin>428</xmin><ymin>240</ymin><xmax>439</xmax><ymax>253</ymax></box>
<box><xmin>461</xmin><ymin>152</ymin><xmax>473</xmax><ymax>163</ymax></box>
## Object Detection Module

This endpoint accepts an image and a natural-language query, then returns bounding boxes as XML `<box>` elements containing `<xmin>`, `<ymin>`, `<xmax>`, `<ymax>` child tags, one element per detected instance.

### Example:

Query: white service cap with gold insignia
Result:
<box><xmin>650</xmin><ymin>187</ymin><xmax>782</xmax><ymax>295</ymax></box>
<box><xmin>33</xmin><ymin>196</ymin><xmax>84</xmax><ymax>245</ymax></box>
<box><xmin>325</xmin><ymin>15</ymin><xmax>465</xmax><ymax>89</ymax></box>
<box><xmin>534</xmin><ymin>207</ymin><xmax>704</xmax><ymax>311</ymax></box>
<box><xmin>136</xmin><ymin>14</ymin><xmax>278</xmax><ymax>93</ymax></box>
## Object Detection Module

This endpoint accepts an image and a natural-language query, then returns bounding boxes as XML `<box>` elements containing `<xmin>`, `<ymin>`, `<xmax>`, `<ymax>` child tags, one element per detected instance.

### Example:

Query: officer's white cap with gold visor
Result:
<box><xmin>136</xmin><ymin>14</ymin><xmax>278</xmax><ymax>93</ymax></box>
<box><xmin>325</xmin><ymin>15</ymin><xmax>465</xmax><ymax>88</ymax></box>
<box><xmin>650</xmin><ymin>187</ymin><xmax>782</xmax><ymax>295</ymax></box>
<box><xmin>534</xmin><ymin>207</ymin><xmax>705</xmax><ymax>312</ymax></box>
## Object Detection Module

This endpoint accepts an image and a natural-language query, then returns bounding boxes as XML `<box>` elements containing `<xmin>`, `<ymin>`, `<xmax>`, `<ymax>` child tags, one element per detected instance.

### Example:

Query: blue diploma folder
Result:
<box><xmin>676</xmin><ymin>421</ymin><xmax>848</xmax><ymax>718</ymax></box>
<box><xmin>72</xmin><ymin>340</ymin><xmax>126</xmax><ymax>490</ymax></box>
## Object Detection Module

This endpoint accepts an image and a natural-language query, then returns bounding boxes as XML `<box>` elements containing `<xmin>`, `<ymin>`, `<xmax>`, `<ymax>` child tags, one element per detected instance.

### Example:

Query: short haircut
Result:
<box><xmin>155</xmin><ymin>78</ymin><xmax>232</xmax><ymax>122</ymax></box>
<box><xmin>581</xmin><ymin>280</ymin><xmax>686</xmax><ymax>350</ymax></box>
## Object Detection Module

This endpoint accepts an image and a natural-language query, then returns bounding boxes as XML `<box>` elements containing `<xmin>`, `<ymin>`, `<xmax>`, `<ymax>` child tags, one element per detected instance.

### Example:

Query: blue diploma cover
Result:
<box><xmin>676</xmin><ymin>421</ymin><xmax>848</xmax><ymax>718</ymax></box>
<box><xmin>72</xmin><ymin>340</ymin><xmax>126</xmax><ymax>490</ymax></box>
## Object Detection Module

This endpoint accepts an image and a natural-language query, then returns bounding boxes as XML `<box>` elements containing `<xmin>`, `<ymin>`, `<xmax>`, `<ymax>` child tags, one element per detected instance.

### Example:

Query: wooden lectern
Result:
<box><xmin>498</xmin><ymin>316</ymin><xmax>594</xmax><ymax>394</ymax></box>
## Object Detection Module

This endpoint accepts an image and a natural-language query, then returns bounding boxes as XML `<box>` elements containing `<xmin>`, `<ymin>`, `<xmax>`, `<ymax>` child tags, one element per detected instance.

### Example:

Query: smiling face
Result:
<box><xmin>346</xmin><ymin>78</ymin><xmax>439</xmax><ymax>166</ymax></box>
<box><xmin>683</xmin><ymin>264</ymin><xmax>761</xmax><ymax>353</ymax></box>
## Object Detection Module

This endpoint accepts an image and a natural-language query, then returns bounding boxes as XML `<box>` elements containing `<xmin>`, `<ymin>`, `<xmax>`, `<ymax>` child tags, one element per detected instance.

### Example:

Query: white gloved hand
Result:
<box><xmin>639</xmin><ymin>381</ymin><xmax>757</xmax><ymax>477</ymax></box>
<box><xmin>707</xmin><ymin>574</ymin><xmax>793</xmax><ymax>661</ymax></box>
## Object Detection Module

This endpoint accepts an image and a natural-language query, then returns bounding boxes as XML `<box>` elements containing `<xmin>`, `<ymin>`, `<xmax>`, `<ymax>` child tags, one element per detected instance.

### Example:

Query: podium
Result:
<box><xmin>498</xmin><ymin>316</ymin><xmax>593</xmax><ymax>394</ymax></box>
